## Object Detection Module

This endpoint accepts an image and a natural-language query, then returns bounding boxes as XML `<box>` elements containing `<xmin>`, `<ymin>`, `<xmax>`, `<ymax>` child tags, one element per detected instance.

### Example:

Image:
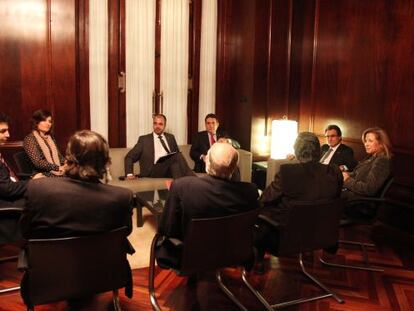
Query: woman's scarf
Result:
<box><xmin>32</xmin><ymin>130</ymin><xmax>62</xmax><ymax>167</ymax></box>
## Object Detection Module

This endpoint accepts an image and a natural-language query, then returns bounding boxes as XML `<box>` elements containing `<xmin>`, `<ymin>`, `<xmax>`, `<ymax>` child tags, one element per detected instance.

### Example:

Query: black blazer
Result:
<box><xmin>343</xmin><ymin>154</ymin><xmax>391</xmax><ymax>198</ymax></box>
<box><xmin>261</xmin><ymin>161</ymin><xmax>343</xmax><ymax>226</ymax></box>
<box><xmin>124</xmin><ymin>132</ymin><xmax>179</xmax><ymax>177</ymax></box>
<box><xmin>21</xmin><ymin>177</ymin><xmax>133</xmax><ymax>239</ymax></box>
<box><xmin>321</xmin><ymin>143</ymin><xmax>358</xmax><ymax>171</ymax></box>
<box><xmin>190</xmin><ymin>131</ymin><xmax>225</xmax><ymax>173</ymax></box>
<box><xmin>0</xmin><ymin>160</ymin><xmax>27</xmax><ymax>206</ymax></box>
<box><xmin>158</xmin><ymin>175</ymin><xmax>259</xmax><ymax>240</ymax></box>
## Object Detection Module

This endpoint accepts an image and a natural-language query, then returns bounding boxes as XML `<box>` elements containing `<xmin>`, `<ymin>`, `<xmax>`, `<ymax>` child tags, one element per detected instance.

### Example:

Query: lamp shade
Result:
<box><xmin>270</xmin><ymin>119</ymin><xmax>298</xmax><ymax>159</ymax></box>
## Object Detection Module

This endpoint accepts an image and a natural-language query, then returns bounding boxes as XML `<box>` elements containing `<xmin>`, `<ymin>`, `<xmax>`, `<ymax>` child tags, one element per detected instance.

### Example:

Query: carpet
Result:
<box><xmin>127</xmin><ymin>208</ymin><xmax>157</xmax><ymax>269</ymax></box>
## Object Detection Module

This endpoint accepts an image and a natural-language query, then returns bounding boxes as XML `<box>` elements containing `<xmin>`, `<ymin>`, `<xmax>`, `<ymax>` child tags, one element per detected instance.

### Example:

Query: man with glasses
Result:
<box><xmin>320</xmin><ymin>124</ymin><xmax>357</xmax><ymax>171</ymax></box>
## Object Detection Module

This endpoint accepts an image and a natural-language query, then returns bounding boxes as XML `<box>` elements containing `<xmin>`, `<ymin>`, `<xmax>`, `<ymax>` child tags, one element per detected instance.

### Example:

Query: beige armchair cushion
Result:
<box><xmin>107</xmin><ymin>145</ymin><xmax>252</xmax><ymax>193</ymax></box>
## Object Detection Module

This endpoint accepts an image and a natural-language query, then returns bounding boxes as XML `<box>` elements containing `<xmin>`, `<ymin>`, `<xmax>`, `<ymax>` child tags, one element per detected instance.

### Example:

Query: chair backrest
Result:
<box><xmin>277</xmin><ymin>198</ymin><xmax>344</xmax><ymax>256</ymax></box>
<box><xmin>13</xmin><ymin>151</ymin><xmax>34</xmax><ymax>175</ymax></box>
<box><xmin>179</xmin><ymin>209</ymin><xmax>259</xmax><ymax>275</ymax></box>
<box><xmin>0</xmin><ymin>207</ymin><xmax>22</xmax><ymax>245</ymax></box>
<box><xmin>378</xmin><ymin>176</ymin><xmax>394</xmax><ymax>199</ymax></box>
<box><xmin>21</xmin><ymin>227</ymin><xmax>130</xmax><ymax>306</ymax></box>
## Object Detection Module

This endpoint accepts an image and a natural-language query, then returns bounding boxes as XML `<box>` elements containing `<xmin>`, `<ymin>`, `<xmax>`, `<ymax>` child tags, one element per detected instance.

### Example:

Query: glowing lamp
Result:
<box><xmin>270</xmin><ymin>119</ymin><xmax>298</xmax><ymax>159</ymax></box>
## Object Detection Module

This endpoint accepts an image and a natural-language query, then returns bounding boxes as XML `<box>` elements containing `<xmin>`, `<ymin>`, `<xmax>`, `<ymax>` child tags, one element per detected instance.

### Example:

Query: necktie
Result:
<box><xmin>158</xmin><ymin>135</ymin><xmax>170</xmax><ymax>153</ymax></box>
<box><xmin>320</xmin><ymin>148</ymin><xmax>333</xmax><ymax>163</ymax></box>
<box><xmin>210</xmin><ymin>133</ymin><xmax>216</xmax><ymax>145</ymax></box>
<box><xmin>0</xmin><ymin>152</ymin><xmax>18</xmax><ymax>181</ymax></box>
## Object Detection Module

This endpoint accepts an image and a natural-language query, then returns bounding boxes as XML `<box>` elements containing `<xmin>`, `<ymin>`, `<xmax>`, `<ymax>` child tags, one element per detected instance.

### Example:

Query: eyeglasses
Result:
<box><xmin>0</xmin><ymin>128</ymin><xmax>9</xmax><ymax>134</ymax></box>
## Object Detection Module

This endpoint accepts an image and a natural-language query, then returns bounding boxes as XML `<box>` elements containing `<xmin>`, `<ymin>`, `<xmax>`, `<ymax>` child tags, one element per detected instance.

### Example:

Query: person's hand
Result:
<box><xmin>58</xmin><ymin>165</ymin><xmax>66</xmax><ymax>174</ymax></box>
<box><xmin>342</xmin><ymin>171</ymin><xmax>350</xmax><ymax>181</ymax></box>
<box><xmin>126</xmin><ymin>174</ymin><xmax>136</xmax><ymax>180</ymax></box>
<box><xmin>286</xmin><ymin>154</ymin><xmax>296</xmax><ymax>161</ymax></box>
<box><xmin>32</xmin><ymin>173</ymin><xmax>45</xmax><ymax>179</ymax></box>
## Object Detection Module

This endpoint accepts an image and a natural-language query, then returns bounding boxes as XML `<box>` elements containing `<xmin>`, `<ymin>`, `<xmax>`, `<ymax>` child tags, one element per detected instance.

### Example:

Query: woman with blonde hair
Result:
<box><xmin>342</xmin><ymin>127</ymin><xmax>392</xmax><ymax>199</ymax></box>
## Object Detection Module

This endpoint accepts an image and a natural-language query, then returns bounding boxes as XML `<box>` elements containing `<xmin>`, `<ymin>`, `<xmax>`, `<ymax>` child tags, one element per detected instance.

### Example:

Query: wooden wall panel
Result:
<box><xmin>298</xmin><ymin>0</ymin><xmax>414</xmax><ymax>183</ymax></box>
<box><xmin>216</xmin><ymin>0</ymin><xmax>256</xmax><ymax>150</ymax></box>
<box><xmin>0</xmin><ymin>0</ymin><xmax>89</xmax><ymax>151</ymax></box>
<box><xmin>108</xmin><ymin>0</ymin><xmax>126</xmax><ymax>147</ymax></box>
<box><xmin>51</xmin><ymin>0</ymin><xmax>79</xmax><ymax>147</ymax></box>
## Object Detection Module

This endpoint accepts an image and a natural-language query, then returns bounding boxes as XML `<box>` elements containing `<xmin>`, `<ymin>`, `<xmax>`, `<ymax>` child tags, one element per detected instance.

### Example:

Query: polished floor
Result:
<box><xmin>1</xmin><ymin>223</ymin><xmax>414</xmax><ymax>311</ymax></box>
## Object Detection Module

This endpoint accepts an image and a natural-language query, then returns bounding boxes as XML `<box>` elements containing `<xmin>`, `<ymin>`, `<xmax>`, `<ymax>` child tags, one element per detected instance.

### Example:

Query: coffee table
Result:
<box><xmin>134</xmin><ymin>189</ymin><xmax>169</xmax><ymax>227</ymax></box>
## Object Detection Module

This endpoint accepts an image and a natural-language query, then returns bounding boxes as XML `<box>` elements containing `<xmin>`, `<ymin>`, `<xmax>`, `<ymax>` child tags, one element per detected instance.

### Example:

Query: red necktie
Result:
<box><xmin>210</xmin><ymin>133</ymin><xmax>216</xmax><ymax>145</ymax></box>
<box><xmin>0</xmin><ymin>152</ymin><xmax>18</xmax><ymax>181</ymax></box>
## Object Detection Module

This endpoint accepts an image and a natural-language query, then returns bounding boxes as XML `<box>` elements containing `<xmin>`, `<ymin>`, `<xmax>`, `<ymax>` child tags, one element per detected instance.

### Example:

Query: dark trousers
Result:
<box><xmin>150</xmin><ymin>153</ymin><xmax>196</xmax><ymax>179</ymax></box>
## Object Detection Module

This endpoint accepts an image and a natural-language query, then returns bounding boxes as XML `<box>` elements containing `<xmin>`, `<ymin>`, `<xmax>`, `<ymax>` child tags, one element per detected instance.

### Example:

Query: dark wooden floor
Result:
<box><xmin>1</xmin><ymin>223</ymin><xmax>414</xmax><ymax>311</ymax></box>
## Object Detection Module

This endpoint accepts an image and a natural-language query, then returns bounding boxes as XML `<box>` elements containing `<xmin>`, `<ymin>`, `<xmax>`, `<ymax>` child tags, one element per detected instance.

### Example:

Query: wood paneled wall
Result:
<box><xmin>0</xmin><ymin>0</ymin><xmax>89</xmax><ymax>150</ymax></box>
<box><xmin>216</xmin><ymin>0</ymin><xmax>414</xmax><ymax>185</ymax></box>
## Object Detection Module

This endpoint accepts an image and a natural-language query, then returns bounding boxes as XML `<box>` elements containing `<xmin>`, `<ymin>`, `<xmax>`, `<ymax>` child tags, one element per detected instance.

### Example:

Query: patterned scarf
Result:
<box><xmin>32</xmin><ymin>130</ymin><xmax>61</xmax><ymax>166</ymax></box>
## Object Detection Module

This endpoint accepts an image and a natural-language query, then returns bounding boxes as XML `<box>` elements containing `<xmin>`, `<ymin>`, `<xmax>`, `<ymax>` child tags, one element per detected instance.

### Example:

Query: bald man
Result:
<box><xmin>155</xmin><ymin>142</ymin><xmax>259</xmax><ymax>269</ymax></box>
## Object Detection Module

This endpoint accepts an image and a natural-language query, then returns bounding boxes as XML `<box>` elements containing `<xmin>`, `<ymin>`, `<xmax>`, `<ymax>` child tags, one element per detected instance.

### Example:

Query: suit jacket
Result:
<box><xmin>261</xmin><ymin>161</ymin><xmax>343</xmax><ymax>226</ymax></box>
<box><xmin>190</xmin><ymin>131</ymin><xmax>227</xmax><ymax>172</ymax></box>
<box><xmin>21</xmin><ymin>177</ymin><xmax>133</xmax><ymax>239</ymax></box>
<box><xmin>124</xmin><ymin>132</ymin><xmax>179</xmax><ymax>177</ymax></box>
<box><xmin>0</xmin><ymin>160</ymin><xmax>27</xmax><ymax>207</ymax></box>
<box><xmin>321</xmin><ymin>143</ymin><xmax>357</xmax><ymax>171</ymax></box>
<box><xmin>343</xmin><ymin>154</ymin><xmax>391</xmax><ymax>198</ymax></box>
<box><xmin>158</xmin><ymin>175</ymin><xmax>259</xmax><ymax>240</ymax></box>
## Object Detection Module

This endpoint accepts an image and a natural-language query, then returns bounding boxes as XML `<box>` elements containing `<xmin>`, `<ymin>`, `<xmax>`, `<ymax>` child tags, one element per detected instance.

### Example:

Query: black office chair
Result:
<box><xmin>13</xmin><ymin>151</ymin><xmax>34</xmax><ymax>179</ymax></box>
<box><xmin>320</xmin><ymin>177</ymin><xmax>394</xmax><ymax>272</ymax></box>
<box><xmin>20</xmin><ymin>227</ymin><xmax>132</xmax><ymax>311</ymax></box>
<box><xmin>0</xmin><ymin>207</ymin><xmax>22</xmax><ymax>294</ymax></box>
<box><xmin>243</xmin><ymin>199</ymin><xmax>345</xmax><ymax>310</ymax></box>
<box><xmin>148</xmin><ymin>209</ymin><xmax>259</xmax><ymax>311</ymax></box>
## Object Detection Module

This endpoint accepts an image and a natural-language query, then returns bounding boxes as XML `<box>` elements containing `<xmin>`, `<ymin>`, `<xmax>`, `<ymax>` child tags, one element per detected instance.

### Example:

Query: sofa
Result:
<box><xmin>108</xmin><ymin>145</ymin><xmax>253</xmax><ymax>193</ymax></box>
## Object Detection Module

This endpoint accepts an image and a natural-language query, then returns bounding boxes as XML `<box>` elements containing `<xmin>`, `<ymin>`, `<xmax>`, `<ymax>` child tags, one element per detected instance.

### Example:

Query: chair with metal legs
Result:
<box><xmin>148</xmin><ymin>209</ymin><xmax>260</xmax><ymax>311</ymax></box>
<box><xmin>0</xmin><ymin>207</ymin><xmax>22</xmax><ymax>294</ymax></box>
<box><xmin>244</xmin><ymin>198</ymin><xmax>345</xmax><ymax>309</ymax></box>
<box><xmin>320</xmin><ymin>177</ymin><xmax>394</xmax><ymax>272</ymax></box>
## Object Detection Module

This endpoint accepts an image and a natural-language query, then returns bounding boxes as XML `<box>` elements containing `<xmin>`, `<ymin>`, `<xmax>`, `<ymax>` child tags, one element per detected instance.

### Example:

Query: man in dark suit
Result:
<box><xmin>21</xmin><ymin>130</ymin><xmax>134</xmax><ymax>239</ymax></box>
<box><xmin>254</xmin><ymin>132</ymin><xmax>343</xmax><ymax>273</ymax></box>
<box><xmin>155</xmin><ymin>142</ymin><xmax>259</xmax><ymax>269</ymax></box>
<box><xmin>124</xmin><ymin>114</ymin><xmax>194</xmax><ymax>179</ymax></box>
<box><xmin>320</xmin><ymin>124</ymin><xmax>357</xmax><ymax>171</ymax></box>
<box><xmin>190</xmin><ymin>113</ymin><xmax>225</xmax><ymax>173</ymax></box>
<box><xmin>0</xmin><ymin>113</ymin><xmax>42</xmax><ymax>244</ymax></box>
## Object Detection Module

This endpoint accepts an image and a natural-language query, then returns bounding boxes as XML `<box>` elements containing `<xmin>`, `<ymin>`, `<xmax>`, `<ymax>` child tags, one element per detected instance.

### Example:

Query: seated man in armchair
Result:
<box><xmin>254</xmin><ymin>132</ymin><xmax>343</xmax><ymax>273</ymax></box>
<box><xmin>155</xmin><ymin>142</ymin><xmax>260</xmax><ymax>269</ymax></box>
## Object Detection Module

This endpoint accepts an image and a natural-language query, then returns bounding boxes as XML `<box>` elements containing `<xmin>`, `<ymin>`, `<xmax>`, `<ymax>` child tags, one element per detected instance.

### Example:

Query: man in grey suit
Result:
<box><xmin>124</xmin><ymin>114</ymin><xmax>194</xmax><ymax>179</ymax></box>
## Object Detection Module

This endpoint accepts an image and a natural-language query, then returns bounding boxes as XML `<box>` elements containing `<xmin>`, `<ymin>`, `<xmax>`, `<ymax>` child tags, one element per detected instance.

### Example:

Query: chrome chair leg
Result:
<box><xmin>0</xmin><ymin>255</ymin><xmax>20</xmax><ymax>294</ymax></box>
<box><xmin>0</xmin><ymin>285</ymin><xmax>20</xmax><ymax>294</ymax></box>
<box><xmin>148</xmin><ymin>235</ymin><xmax>162</xmax><ymax>311</ymax></box>
<box><xmin>241</xmin><ymin>269</ymin><xmax>273</xmax><ymax>311</ymax></box>
<box><xmin>320</xmin><ymin>239</ymin><xmax>384</xmax><ymax>272</ymax></box>
<box><xmin>243</xmin><ymin>253</ymin><xmax>344</xmax><ymax>310</ymax></box>
<box><xmin>112</xmin><ymin>289</ymin><xmax>122</xmax><ymax>311</ymax></box>
<box><xmin>0</xmin><ymin>255</ymin><xmax>18</xmax><ymax>263</ymax></box>
<box><xmin>215</xmin><ymin>270</ymin><xmax>249</xmax><ymax>311</ymax></box>
<box><xmin>298</xmin><ymin>254</ymin><xmax>344</xmax><ymax>304</ymax></box>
